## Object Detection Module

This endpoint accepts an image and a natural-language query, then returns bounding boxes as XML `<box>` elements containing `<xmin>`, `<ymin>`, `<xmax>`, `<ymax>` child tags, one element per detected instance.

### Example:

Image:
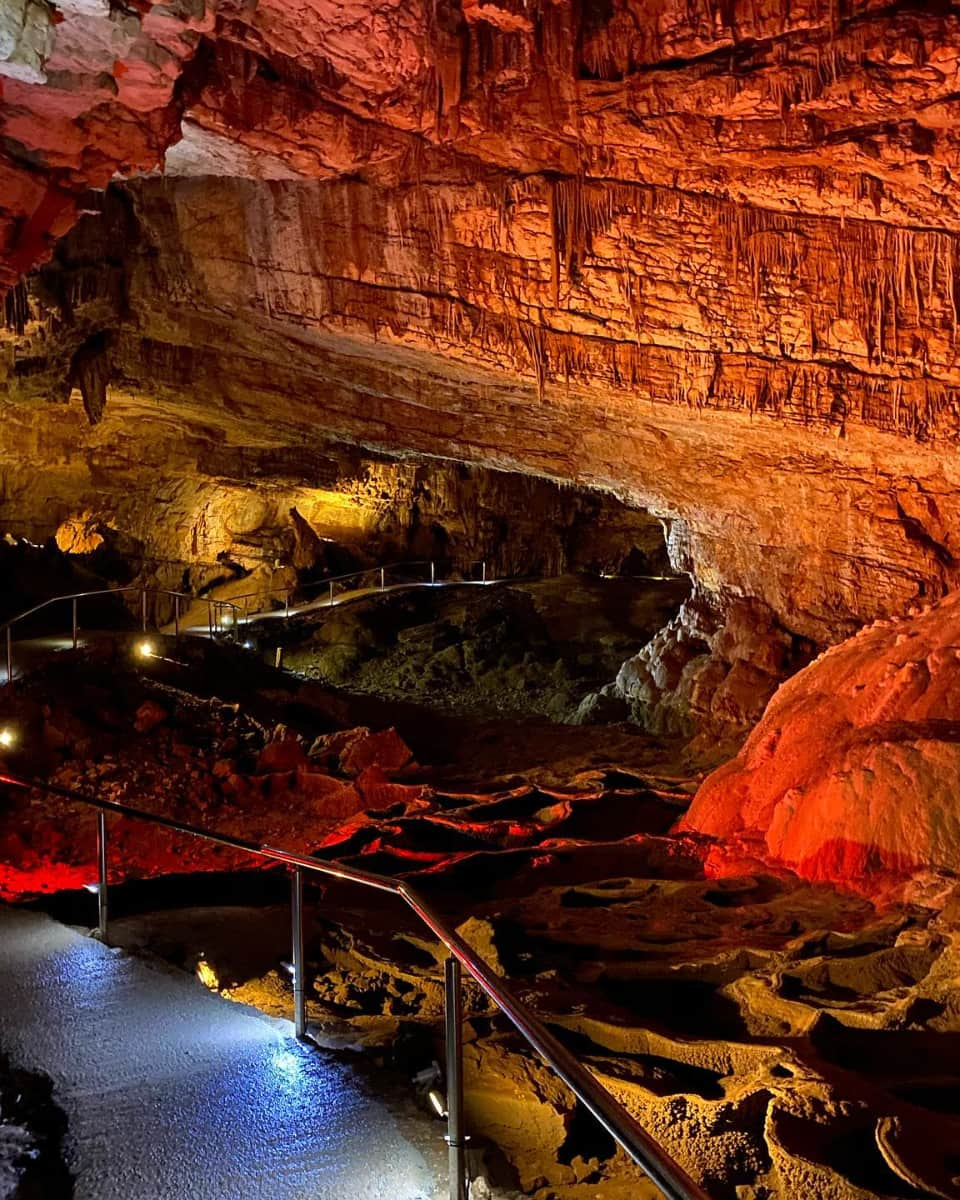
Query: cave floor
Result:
<box><xmin>0</xmin><ymin>905</ymin><xmax>445</xmax><ymax>1200</ymax></box>
<box><xmin>2</xmin><ymin>644</ymin><xmax>960</xmax><ymax>1198</ymax></box>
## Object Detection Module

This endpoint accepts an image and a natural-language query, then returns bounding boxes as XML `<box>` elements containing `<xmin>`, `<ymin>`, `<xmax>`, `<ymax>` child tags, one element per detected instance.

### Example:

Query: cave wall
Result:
<box><xmin>4</xmin><ymin>2</ymin><xmax>960</xmax><ymax>647</ymax></box>
<box><xmin>0</xmin><ymin>383</ymin><xmax>667</xmax><ymax>600</ymax></box>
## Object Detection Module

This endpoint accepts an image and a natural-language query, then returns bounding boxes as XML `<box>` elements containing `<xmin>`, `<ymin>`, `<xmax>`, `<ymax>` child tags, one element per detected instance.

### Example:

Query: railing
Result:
<box><xmin>0</xmin><ymin>561</ymin><xmax>494</xmax><ymax>681</ymax></box>
<box><xmin>0</xmin><ymin>769</ymin><xmax>708</xmax><ymax>1200</ymax></box>
<box><xmin>224</xmin><ymin>558</ymin><xmax>490</xmax><ymax>625</ymax></box>
<box><xmin>0</xmin><ymin>561</ymin><xmax>682</xmax><ymax>686</ymax></box>
<box><xmin>0</xmin><ymin>587</ymin><xmax>240</xmax><ymax>685</ymax></box>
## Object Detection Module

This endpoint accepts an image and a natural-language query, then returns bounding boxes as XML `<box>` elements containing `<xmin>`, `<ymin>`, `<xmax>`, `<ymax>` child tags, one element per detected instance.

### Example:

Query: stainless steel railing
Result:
<box><xmin>223</xmin><ymin>558</ymin><xmax>484</xmax><ymax>624</ymax></box>
<box><xmin>0</xmin><ymin>586</ymin><xmax>241</xmax><ymax>685</ymax></box>
<box><xmin>0</xmin><ymin>559</ymin><xmax>496</xmax><ymax>683</ymax></box>
<box><xmin>0</xmin><ymin>769</ymin><xmax>708</xmax><ymax>1200</ymax></box>
<box><xmin>0</xmin><ymin>561</ymin><xmax>681</xmax><ymax>686</ymax></box>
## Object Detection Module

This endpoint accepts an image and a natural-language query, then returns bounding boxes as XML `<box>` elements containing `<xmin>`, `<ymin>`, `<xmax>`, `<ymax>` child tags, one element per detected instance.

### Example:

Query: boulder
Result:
<box><xmin>256</xmin><ymin>736</ymin><xmax>308</xmax><ymax>774</ymax></box>
<box><xmin>133</xmin><ymin>700</ymin><xmax>168</xmax><ymax>734</ymax></box>
<box><xmin>338</xmin><ymin>727</ymin><xmax>414</xmax><ymax>777</ymax></box>
<box><xmin>680</xmin><ymin>592</ymin><xmax>960</xmax><ymax>889</ymax></box>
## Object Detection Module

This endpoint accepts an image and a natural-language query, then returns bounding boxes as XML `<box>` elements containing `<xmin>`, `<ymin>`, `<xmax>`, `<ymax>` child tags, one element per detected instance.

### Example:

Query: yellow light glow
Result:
<box><xmin>136</xmin><ymin>640</ymin><xmax>155</xmax><ymax>659</ymax></box>
<box><xmin>0</xmin><ymin>727</ymin><xmax>15</xmax><ymax>749</ymax></box>
<box><xmin>196</xmin><ymin>959</ymin><xmax>219</xmax><ymax>991</ymax></box>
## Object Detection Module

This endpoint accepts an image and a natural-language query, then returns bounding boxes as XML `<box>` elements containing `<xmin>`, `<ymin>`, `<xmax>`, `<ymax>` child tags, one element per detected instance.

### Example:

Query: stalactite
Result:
<box><xmin>720</xmin><ymin>202</ymin><xmax>803</xmax><ymax>304</ymax></box>
<box><xmin>548</xmin><ymin>176</ymin><xmax>634</xmax><ymax>304</ymax></box>
<box><xmin>3</xmin><ymin>281</ymin><xmax>30</xmax><ymax>336</ymax></box>
<box><xmin>518</xmin><ymin>319</ymin><xmax>547</xmax><ymax>399</ymax></box>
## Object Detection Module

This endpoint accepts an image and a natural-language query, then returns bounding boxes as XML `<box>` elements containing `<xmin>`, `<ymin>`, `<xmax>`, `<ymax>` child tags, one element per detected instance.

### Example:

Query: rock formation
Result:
<box><xmin>682</xmin><ymin>588</ymin><xmax>960</xmax><ymax>888</ymax></box>
<box><xmin>5</xmin><ymin>2</ymin><xmax>960</xmax><ymax>649</ymax></box>
<box><xmin>7</xmin><ymin>8</ymin><xmax>960</xmax><ymax>1197</ymax></box>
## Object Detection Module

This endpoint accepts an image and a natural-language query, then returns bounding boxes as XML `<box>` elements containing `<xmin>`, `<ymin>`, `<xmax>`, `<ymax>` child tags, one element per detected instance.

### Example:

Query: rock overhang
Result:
<box><xmin>3</xmin><ymin>1</ymin><xmax>960</xmax><ymax>644</ymax></box>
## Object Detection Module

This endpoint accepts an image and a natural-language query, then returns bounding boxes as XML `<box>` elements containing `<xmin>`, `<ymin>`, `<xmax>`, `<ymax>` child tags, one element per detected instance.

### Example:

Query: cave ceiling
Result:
<box><xmin>4</xmin><ymin>1</ymin><xmax>960</xmax><ymax>641</ymax></box>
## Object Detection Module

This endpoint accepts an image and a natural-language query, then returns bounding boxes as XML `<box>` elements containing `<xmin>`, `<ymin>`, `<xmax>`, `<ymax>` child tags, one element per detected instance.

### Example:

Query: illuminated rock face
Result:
<box><xmin>681</xmin><ymin>590</ymin><xmax>960</xmax><ymax>886</ymax></box>
<box><xmin>5</xmin><ymin>3</ymin><xmax>960</xmax><ymax>648</ymax></box>
<box><xmin>0</xmin><ymin>384</ymin><xmax>667</xmax><ymax>605</ymax></box>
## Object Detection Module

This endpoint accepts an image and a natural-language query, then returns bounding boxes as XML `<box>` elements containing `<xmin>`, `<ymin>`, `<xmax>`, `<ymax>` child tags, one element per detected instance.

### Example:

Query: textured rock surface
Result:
<box><xmin>5</xmin><ymin>3</ymin><xmax>960</xmax><ymax>646</ymax></box>
<box><xmin>612</xmin><ymin>591</ymin><xmax>817</xmax><ymax>748</ymax></box>
<box><xmin>0</xmin><ymin>383</ymin><xmax>668</xmax><ymax>612</ymax></box>
<box><xmin>682</xmin><ymin>588</ymin><xmax>960</xmax><ymax>887</ymax></box>
<box><xmin>271</xmin><ymin>574</ymin><xmax>688</xmax><ymax>721</ymax></box>
<box><xmin>6</xmin><ymin>625</ymin><xmax>960</xmax><ymax>1198</ymax></box>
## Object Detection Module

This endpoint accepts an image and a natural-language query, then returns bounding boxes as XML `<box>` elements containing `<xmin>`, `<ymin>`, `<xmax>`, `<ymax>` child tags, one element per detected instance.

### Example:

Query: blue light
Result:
<box><xmin>270</xmin><ymin>1042</ymin><xmax>306</xmax><ymax>1086</ymax></box>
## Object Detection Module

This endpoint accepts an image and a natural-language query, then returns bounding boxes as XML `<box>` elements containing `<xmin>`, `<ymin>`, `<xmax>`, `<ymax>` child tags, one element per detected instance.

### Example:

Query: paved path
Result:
<box><xmin>0</xmin><ymin>906</ymin><xmax>439</xmax><ymax>1200</ymax></box>
<box><xmin>0</xmin><ymin>583</ymin><xmax>495</xmax><ymax>680</ymax></box>
<box><xmin>174</xmin><ymin>578</ymin><xmax>498</xmax><ymax>636</ymax></box>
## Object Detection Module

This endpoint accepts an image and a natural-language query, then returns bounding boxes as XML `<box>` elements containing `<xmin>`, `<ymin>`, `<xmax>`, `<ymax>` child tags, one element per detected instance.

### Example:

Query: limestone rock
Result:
<box><xmin>681</xmin><ymin>591</ymin><xmax>960</xmax><ymax>889</ymax></box>
<box><xmin>133</xmin><ymin>700</ymin><xmax>168</xmax><ymax>734</ymax></box>
<box><xmin>4</xmin><ymin>3</ymin><xmax>960</xmax><ymax>647</ymax></box>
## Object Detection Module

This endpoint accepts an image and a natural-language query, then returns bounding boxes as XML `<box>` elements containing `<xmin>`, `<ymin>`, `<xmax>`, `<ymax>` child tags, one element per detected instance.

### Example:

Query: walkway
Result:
<box><xmin>175</xmin><ymin>577</ymin><xmax>498</xmax><ymax>637</ymax></box>
<box><xmin>0</xmin><ymin>585</ymin><xmax>474</xmax><ymax>681</ymax></box>
<box><xmin>0</xmin><ymin>906</ymin><xmax>439</xmax><ymax>1200</ymax></box>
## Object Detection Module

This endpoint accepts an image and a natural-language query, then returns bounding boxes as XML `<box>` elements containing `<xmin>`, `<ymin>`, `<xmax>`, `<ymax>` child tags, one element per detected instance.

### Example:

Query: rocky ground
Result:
<box><xmin>1</xmin><ymin>637</ymin><xmax>959</xmax><ymax>1199</ymax></box>
<box><xmin>258</xmin><ymin>575</ymin><xmax>689</xmax><ymax>723</ymax></box>
<box><xmin>0</xmin><ymin>1053</ymin><xmax>72</xmax><ymax>1200</ymax></box>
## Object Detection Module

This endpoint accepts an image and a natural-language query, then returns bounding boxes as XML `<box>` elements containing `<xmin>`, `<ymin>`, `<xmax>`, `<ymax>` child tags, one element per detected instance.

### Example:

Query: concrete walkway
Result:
<box><xmin>174</xmin><ymin>577</ymin><xmax>499</xmax><ymax>637</ymax></box>
<box><xmin>0</xmin><ymin>906</ymin><xmax>439</xmax><ymax>1199</ymax></box>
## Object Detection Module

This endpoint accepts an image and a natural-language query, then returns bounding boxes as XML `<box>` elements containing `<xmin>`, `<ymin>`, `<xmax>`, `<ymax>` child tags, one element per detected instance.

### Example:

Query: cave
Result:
<box><xmin>2</xmin><ymin>2</ymin><xmax>960</xmax><ymax>1198</ymax></box>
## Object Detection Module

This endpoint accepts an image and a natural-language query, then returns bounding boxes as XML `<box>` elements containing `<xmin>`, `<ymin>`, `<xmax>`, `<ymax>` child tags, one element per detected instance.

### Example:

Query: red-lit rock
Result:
<box><xmin>680</xmin><ymin>592</ymin><xmax>960</xmax><ymax>889</ymax></box>
<box><xmin>133</xmin><ymin>700</ymin><xmax>168</xmax><ymax>734</ymax></box>
<box><xmin>354</xmin><ymin>766</ymin><xmax>429</xmax><ymax>813</ymax></box>
<box><xmin>311</xmin><ymin>726</ymin><xmax>414</xmax><ymax>778</ymax></box>
<box><xmin>292</xmin><ymin>770</ymin><xmax>364</xmax><ymax>821</ymax></box>
<box><xmin>6</xmin><ymin>3</ymin><xmax>960</xmax><ymax>647</ymax></box>
<box><xmin>0</xmin><ymin>0</ymin><xmax>210</xmax><ymax>290</ymax></box>
<box><xmin>255</xmin><ymin>734</ymin><xmax>308</xmax><ymax>774</ymax></box>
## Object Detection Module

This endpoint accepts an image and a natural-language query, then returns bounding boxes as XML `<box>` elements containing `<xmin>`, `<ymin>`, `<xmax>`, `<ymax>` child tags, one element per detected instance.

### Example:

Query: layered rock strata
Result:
<box><xmin>4</xmin><ymin>3</ymin><xmax>960</xmax><ymax>648</ymax></box>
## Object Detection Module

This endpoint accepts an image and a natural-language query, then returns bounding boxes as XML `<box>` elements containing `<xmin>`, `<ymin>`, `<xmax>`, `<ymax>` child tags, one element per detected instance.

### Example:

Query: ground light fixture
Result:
<box><xmin>0</xmin><ymin>727</ymin><xmax>16</xmax><ymax>749</ymax></box>
<box><xmin>136</xmin><ymin>639</ymin><xmax>155</xmax><ymax>659</ymax></box>
<box><xmin>196</xmin><ymin>958</ymin><xmax>220</xmax><ymax>991</ymax></box>
<box><xmin>413</xmin><ymin>1063</ymin><xmax>448</xmax><ymax>1119</ymax></box>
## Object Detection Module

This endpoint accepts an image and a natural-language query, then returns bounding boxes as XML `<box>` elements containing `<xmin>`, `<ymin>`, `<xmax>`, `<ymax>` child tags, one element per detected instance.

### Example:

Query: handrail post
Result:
<box><xmin>207</xmin><ymin>600</ymin><xmax>214</xmax><ymax>639</ymax></box>
<box><xmin>445</xmin><ymin>956</ymin><xmax>468</xmax><ymax>1200</ymax></box>
<box><xmin>174</xmin><ymin>594</ymin><xmax>180</xmax><ymax>641</ymax></box>
<box><xmin>430</xmin><ymin>560</ymin><xmax>435</xmax><ymax>585</ymax></box>
<box><xmin>291</xmin><ymin>867</ymin><xmax>306</xmax><ymax>1040</ymax></box>
<box><xmin>380</xmin><ymin>567</ymin><xmax>385</xmax><ymax>591</ymax></box>
<box><xmin>482</xmin><ymin>560</ymin><xmax>487</xmax><ymax>584</ymax></box>
<box><xmin>328</xmin><ymin>580</ymin><xmax>334</xmax><ymax>605</ymax></box>
<box><xmin>275</xmin><ymin>646</ymin><xmax>283</xmax><ymax>671</ymax></box>
<box><xmin>0</xmin><ymin>774</ymin><xmax>707</xmax><ymax>1200</ymax></box>
<box><xmin>96</xmin><ymin>810</ymin><xmax>109</xmax><ymax>943</ymax></box>
<box><xmin>5</xmin><ymin>627</ymin><xmax>11</xmax><ymax>688</ymax></box>
<box><xmin>72</xmin><ymin>597</ymin><xmax>78</xmax><ymax>650</ymax></box>
<box><xmin>140</xmin><ymin>589</ymin><xmax>148</xmax><ymax>633</ymax></box>
<box><xmin>285</xmin><ymin>592</ymin><xmax>290</xmax><ymax>619</ymax></box>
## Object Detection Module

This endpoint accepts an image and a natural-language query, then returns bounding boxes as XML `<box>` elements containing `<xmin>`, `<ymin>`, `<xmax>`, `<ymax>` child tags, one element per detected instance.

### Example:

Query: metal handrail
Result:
<box><xmin>0</xmin><ymin>585</ymin><xmax>238</xmax><ymax>636</ymax></box>
<box><xmin>1</xmin><ymin>564</ymin><xmax>684</xmax><ymax>687</ymax></box>
<box><xmin>0</xmin><ymin>769</ymin><xmax>708</xmax><ymax>1200</ymax></box>
<box><xmin>225</xmin><ymin>558</ymin><xmax>457</xmax><ymax>610</ymax></box>
<box><xmin>1</xmin><ymin>586</ymin><xmax>241</xmax><ymax>685</ymax></box>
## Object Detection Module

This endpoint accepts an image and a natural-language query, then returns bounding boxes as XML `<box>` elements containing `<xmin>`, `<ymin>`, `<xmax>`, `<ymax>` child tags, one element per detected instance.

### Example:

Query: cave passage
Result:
<box><xmin>5</xmin><ymin>1</ymin><xmax>960</xmax><ymax>1197</ymax></box>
